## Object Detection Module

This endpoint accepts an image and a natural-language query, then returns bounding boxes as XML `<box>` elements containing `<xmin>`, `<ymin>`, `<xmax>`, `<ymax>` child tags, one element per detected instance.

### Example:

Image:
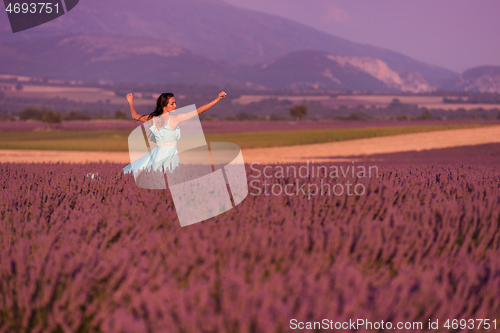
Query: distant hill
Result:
<box><xmin>246</xmin><ymin>50</ymin><xmax>433</xmax><ymax>92</ymax></box>
<box><xmin>1</xmin><ymin>35</ymin><xmax>494</xmax><ymax>92</ymax></box>
<box><xmin>0</xmin><ymin>0</ymin><xmax>458</xmax><ymax>87</ymax></box>
<box><xmin>454</xmin><ymin>66</ymin><xmax>500</xmax><ymax>93</ymax></box>
<box><xmin>0</xmin><ymin>35</ymin><xmax>439</xmax><ymax>91</ymax></box>
<box><xmin>0</xmin><ymin>34</ymin><xmax>241</xmax><ymax>85</ymax></box>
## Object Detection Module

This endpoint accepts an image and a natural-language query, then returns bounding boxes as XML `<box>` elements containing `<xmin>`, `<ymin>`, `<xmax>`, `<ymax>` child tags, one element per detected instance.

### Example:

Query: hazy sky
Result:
<box><xmin>222</xmin><ymin>0</ymin><xmax>500</xmax><ymax>73</ymax></box>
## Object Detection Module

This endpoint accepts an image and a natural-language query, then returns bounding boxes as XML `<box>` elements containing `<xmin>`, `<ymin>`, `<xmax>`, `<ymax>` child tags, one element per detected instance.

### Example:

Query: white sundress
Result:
<box><xmin>123</xmin><ymin>114</ymin><xmax>181</xmax><ymax>174</ymax></box>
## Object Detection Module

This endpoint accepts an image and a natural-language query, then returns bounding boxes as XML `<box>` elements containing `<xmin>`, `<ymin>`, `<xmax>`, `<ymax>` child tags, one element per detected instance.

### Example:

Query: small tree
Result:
<box><xmin>345</xmin><ymin>112</ymin><xmax>364</xmax><ymax>121</ymax></box>
<box><xmin>64</xmin><ymin>110</ymin><xmax>91</xmax><ymax>121</ymax></box>
<box><xmin>389</xmin><ymin>98</ymin><xmax>401</xmax><ymax>107</ymax></box>
<box><xmin>42</xmin><ymin>110</ymin><xmax>62</xmax><ymax>128</ymax></box>
<box><xmin>289</xmin><ymin>104</ymin><xmax>308</xmax><ymax>121</ymax></box>
<box><xmin>18</xmin><ymin>108</ymin><xmax>45</xmax><ymax>121</ymax></box>
<box><xmin>114</xmin><ymin>109</ymin><xmax>127</xmax><ymax>119</ymax></box>
<box><xmin>415</xmin><ymin>108</ymin><xmax>433</xmax><ymax>120</ymax></box>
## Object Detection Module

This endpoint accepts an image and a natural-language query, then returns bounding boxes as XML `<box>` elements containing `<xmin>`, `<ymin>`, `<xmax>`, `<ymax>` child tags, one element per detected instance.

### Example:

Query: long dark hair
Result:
<box><xmin>146</xmin><ymin>93</ymin><xmax>174</xmax><ymax>121</ymax></box>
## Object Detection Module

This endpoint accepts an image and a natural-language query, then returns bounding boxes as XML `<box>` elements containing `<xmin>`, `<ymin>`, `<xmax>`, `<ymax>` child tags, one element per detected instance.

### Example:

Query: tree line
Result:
<box><xmin>11</xmin><ymin>108</ymin><xmax>129</xmax><ymax>127</ymax></box>
<box><xmin>5</xmin><ymin>100</ymin><xmax>500</xmax><ymax>125</ymax></box>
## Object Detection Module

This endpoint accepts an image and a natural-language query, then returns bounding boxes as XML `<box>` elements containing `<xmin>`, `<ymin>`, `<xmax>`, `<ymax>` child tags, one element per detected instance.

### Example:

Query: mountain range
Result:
<box><xmin>453</xmin><ymin>66</ymin><xmax>500</xmax><ymax>93</ymax></box>
<box><xmin>0</xmin><ymin>0</ymin><xmax>498</xmax><ymax>92</ymax></box>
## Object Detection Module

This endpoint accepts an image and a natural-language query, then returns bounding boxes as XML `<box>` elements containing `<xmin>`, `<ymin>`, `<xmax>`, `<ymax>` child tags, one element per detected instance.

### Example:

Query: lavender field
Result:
<box><xmin>1</xmin><ymin>145</ymin><xmax>500</xmax><ymax>332</ymax></box>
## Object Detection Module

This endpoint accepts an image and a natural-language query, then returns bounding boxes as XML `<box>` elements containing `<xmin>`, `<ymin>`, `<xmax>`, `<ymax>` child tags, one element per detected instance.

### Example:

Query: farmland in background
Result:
<box><xmin>2</xmin><ymin>76</ymin><xmax>500</xmax><ymax>120</ymax></box>
<box><xmin>231</xmin><ymin>93</ymin><xmax>500</xmax><ymax>111</ymax></box>
<box><xmin>1</xmin><ymin>119</ymin><xmax>499</xmax><ymax>133</ymax></box>
<box><xmin>0</xmin><ymin>123</ymin><xmax>496</xmax><ymax>151</ymax></box>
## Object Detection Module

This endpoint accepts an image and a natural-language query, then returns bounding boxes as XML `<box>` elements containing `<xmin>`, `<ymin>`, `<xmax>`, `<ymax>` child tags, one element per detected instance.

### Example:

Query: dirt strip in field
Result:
<box><xmin>243</xmin><ymin>125</ymin><xmax>500</xmax><ymax>164</ymax></box>
<box><xmin>1</xmin><ymin>126</ymin><xmax>500</xmax><ymax>165</ymax></box>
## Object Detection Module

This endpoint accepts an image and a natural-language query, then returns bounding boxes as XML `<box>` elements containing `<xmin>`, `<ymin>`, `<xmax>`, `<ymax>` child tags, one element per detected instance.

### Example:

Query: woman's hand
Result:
<box><xmin>126</xmin><ymin>93</ymin><xmax>134</xmax><ymax>104</ymax></box>
<box><xmin>216</xmin><ymin>91</ymin><xmax>227</xmax><ymax>101</ymax></box>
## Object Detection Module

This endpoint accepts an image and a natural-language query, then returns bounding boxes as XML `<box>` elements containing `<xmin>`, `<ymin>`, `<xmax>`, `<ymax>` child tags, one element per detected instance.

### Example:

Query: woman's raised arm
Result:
<box><xmin>126</xmin><ymin>93</ymin><xmax>148</xmax><ymax>123</ymax></box>
<box><xmin>170</xmin><ymin>91</ymin><xmax>226</xmax><ymax>127</ymax></box>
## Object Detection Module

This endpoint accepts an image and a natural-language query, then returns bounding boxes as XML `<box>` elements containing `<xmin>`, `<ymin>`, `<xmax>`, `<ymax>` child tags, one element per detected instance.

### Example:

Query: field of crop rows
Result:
<box><xmin>1</xmin><ymin>148</ymin><xmax>500</xmax><ymax>332</ymax></box>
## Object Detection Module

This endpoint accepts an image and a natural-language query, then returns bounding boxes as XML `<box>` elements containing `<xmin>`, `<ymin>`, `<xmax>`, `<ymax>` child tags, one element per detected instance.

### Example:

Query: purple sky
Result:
<box><xmin>222</xmin><ymin>0</ymin><xmax>500</xmax><ymax>73</ymax></box>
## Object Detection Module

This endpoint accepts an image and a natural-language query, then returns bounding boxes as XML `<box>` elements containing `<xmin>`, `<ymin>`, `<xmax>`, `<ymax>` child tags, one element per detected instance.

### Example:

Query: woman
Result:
<box><xmin>123</xmin><ymin>91</ymin><xmax>226</xmax><ymax>174</ymax></box>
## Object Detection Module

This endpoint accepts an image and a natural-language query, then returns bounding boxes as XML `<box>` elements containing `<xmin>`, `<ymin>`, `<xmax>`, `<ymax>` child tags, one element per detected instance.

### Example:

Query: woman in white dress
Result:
<box><xmin>123</xmin><ymin>91</ymin><xmax>226</xmax><ymax>174</ymax></box>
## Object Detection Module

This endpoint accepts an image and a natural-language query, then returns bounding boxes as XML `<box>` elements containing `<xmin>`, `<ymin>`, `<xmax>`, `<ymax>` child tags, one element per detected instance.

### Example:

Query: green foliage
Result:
<box><xmin>415</xmin><ymin>108</ymin><xmax>433</xmax><ymax>120</ymax></box>
<box><xmin>42</xmin><ymin>110</ymin><xmax>62</xmax><ymax>127</ymax></box>
<box><xmin>0</xmin><ymin>129</ymin><xmax>130</xmax><ymax>151</ymax></box>
<box><xmin>64</xmin><ymin>111</ymin><xmax>91</xmax><ymax>121</ymax></box>
<box><xmin>114</xmin><ymin>109</ymin><xmax>127</xmax><ymax>120</ymax></box>
<box><xmin>389</xmin><ymin>98</ymin><xmax>401</xmax><ymax>107</ymax></box>
<box><xmin>18</xmin><ymin>108</ymin><xmax>45</xmax><ymax>121</ymax></box>
<box><xmin>289</xmin><ymin>104</ymin><xmax>308</xmax><ymax>121</ymax></box>
<box><xmin>386</xmin><ymin>99</ymin><xmax>419</xmax><ymax>115</ymax></box>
